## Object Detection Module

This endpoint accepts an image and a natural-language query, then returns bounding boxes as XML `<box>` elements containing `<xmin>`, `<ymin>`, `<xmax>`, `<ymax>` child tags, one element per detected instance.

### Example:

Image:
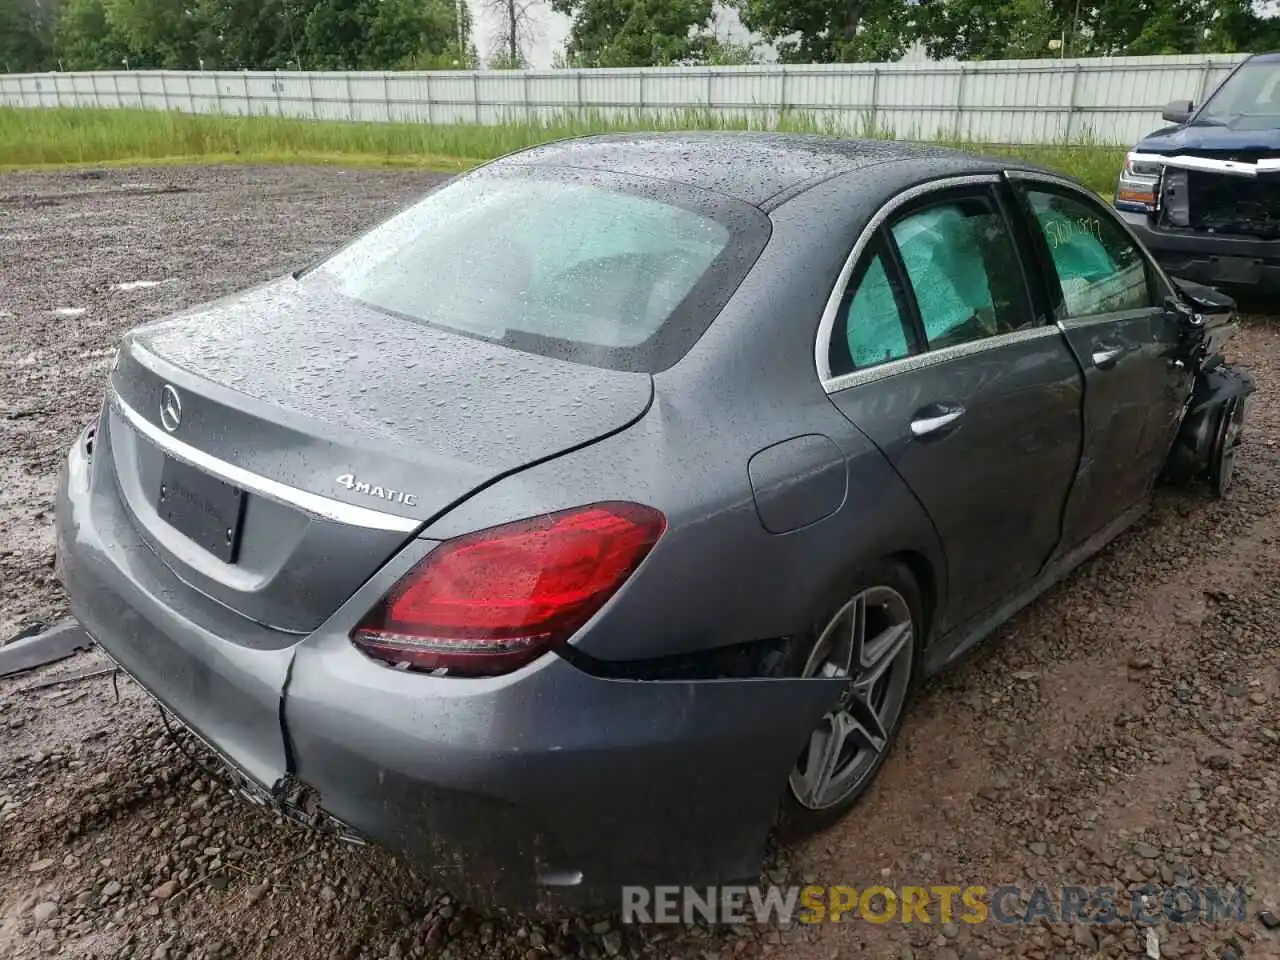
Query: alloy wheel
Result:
<box><xmin>1211</xmin><ymin>395</ymin><xmax>1250</xmax><ymax>499</ymax></box>
<box><xmin>788</xmin><ymin>586</ymin><xmax>914</xmax><ymax>811</ymax></box>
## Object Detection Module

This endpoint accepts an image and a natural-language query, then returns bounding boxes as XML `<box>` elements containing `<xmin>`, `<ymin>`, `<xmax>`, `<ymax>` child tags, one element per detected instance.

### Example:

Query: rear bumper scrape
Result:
<box><xmin>284</xmin><ymin>631</ymin><xmax>846</xmax><ymax>911</ymax></box>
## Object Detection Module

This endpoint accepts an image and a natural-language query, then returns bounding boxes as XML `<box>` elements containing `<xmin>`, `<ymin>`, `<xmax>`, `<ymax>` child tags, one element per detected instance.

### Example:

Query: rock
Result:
<box><xmin>1249</xmin><ymin>692</ymin><xmax>1268</xmax><ymax>705</ymax></box>
<box><xmin>1133</xmin><ymin>841</ymin><xmax>1161</xmax><ymax>859</ymax></box>
<box><xmin>1071</xmin><ymin>926</ymin><xmax>1097</xmax><ymax>951</ymax></box>
<box><xmin>1258</xmin><ymin>910</ymin><xmax>1280</xmax><ymax>930</ymax></box>
<box><xmin>244</xmin><ymin>884</ymin><xmax>268</xmax><ymax>905</ymax></box>
<box><xmin>150</xmin><ymin>881</ymin><xmax>180</xmax><ymax>901</ymax></box>
<box><xmin>1028</xmin><ymin>842</ymin><xmax>1048</xmax><ymax>856</ymax></box>
<box><xmin>1128</xmin><ymin>654</ymin><xmax>1153</xmax><ymax>670</ymax></box>
<box><xmin>28</xmin><ymin>858</ymin><xmax>56</xmax><ymax>873</ymax></box>
<box><xmin>101</xmin><ymin>880</ymin><xmax>122</xmax><ymax>899</ymax></box>
<box><xmin>31</xmin><ymin>902</ymin><xmax>58</xmax><ymax>924</ymax></box>
<box><xmin>941</xmin><ymin>923</ymin><xmax>960</xmax><ymax>939</ymax></box>
<box><xmin>1212</xmin><ymin>837</ymin><xmax>1231</xmax><ymax>852</ymax></box>
<box><xmin>601</xmin><ymin>931</ymin><xmax>622</xmax><ymax>957</ymax></box>
<box><xmin>320</xmin><ymin>885</ymin><xmax>337</xmax><ymax>902</ymax></box>
<box><xmin>1206</xmin><ymin>755</ymin><xmax>1232</xmax><ymax>771</ymax></box>
<box><xmin>590</xmin><ymin>920</ymin><xmax>611</xmax><ymax>935</ymax></box>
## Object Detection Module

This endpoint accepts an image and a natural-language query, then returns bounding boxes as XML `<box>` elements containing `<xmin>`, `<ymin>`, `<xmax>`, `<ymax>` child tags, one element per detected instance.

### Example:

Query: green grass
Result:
<box><xmin>0</xmin><ymin>106</ymin><xmax>1126</xmax><ymax>194</ymax></box>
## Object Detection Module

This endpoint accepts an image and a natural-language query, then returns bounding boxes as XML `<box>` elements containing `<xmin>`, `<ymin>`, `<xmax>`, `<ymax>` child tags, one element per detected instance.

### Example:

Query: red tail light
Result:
<box><xmin>351</xmin><ymin>502</ymin><xmax>666</xmax><ymax>677</ymax></box>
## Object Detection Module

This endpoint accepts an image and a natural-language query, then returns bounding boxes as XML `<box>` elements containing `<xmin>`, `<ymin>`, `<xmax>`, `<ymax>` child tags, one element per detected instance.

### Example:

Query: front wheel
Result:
<box><xmin>1209</xmin><ymin>393</ymin><xmax>1250</xmax><ymax>498</ymax></box>
<box><xmin>779</xmin><ymin>565</ymin><xmax>919</xmax><ymax>836</ymax></box>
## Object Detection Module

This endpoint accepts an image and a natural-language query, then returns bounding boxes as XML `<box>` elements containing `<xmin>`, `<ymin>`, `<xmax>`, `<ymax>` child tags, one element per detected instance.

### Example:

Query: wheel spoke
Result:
<box><xmin>798</xmin><ymin>711</ymin><xmax>853</xmax><ymax>806</ymax></box>
<box><xmin>847</xmin><ymin>594</ymin><xmax>866</xmax><ymax>673</ymax></box>
<box><xmin>845</xmin><ymin>694</ymin><xmax>888</xmax><ymax>753</ymax></box>
<box><xmin>857</xmin><ymin>620</ymin><xmax>912</xmax><ymax>684</ymax></box>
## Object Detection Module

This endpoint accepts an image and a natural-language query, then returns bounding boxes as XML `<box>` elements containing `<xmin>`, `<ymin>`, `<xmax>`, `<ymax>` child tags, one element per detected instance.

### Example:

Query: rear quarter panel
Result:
<box><xmin>422</xmin><ymin>169</ymin><xmax>956</xmax><ymax>662</ymax></box>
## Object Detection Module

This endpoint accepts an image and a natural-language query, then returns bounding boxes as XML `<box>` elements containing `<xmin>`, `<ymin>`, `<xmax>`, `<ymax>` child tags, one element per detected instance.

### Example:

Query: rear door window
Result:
<box><xmin>828</xmin><ymin>240</ymin><xmax>918</xmax><ymax>376</ymax></box>
<box><xmin>828</xmin><ymin>186</ymin><xmax>1036</xmax><ymax>378</ymax></box>
<box><xmin>889</xmin><ymin>196</ymin><xmax>1034</xmax><ymax>350</ymax></box>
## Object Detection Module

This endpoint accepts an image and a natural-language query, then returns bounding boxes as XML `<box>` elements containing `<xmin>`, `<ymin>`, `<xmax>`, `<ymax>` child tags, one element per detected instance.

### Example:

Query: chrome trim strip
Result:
<box><xmin>1129</xmin><ymin>151</ymin><xmax>1280</xmax><ymax>178</ymax></box>
<box><xmin>1057</xmin><ymin>306</ymin><xmax>1164</xmax><ymax>329</ymax></box>
<box><xmin>815</xmin><ymin>173</ymin><xmax>1004</xmax><ymax>391</ymax></box>
<box><xmin>109</xmin><ymin>392</ymin><xmax>421</xmax><ymax>533</ymax></box>
<box><xmin>823</xmin><ymin>325</ymin><xmax>1060</xmax><ymax>394</ymax></box>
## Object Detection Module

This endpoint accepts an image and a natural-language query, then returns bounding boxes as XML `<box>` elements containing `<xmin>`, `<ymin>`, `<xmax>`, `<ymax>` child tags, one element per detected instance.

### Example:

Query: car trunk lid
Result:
<box><xmin>105</xmin><ymin>277</ymin><xmax>654</xmax><ymax>635</ymax></box>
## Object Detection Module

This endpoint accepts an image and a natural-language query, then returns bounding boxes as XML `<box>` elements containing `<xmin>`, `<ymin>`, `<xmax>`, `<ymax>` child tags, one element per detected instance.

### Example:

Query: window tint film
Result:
<box><xmin>890</xmin><ymin>197</ymin><xmax>1032</xmax><ymax>350</ymax></box>
<box><xmin>1024</xmin><ymin>189</ymin><xmax>1154</xmax><ymax>319</ymax></box>
<box><xmin>831</xmin><ymin>249</ymin><xmax>916</xmax><ymax>375</ymax></box>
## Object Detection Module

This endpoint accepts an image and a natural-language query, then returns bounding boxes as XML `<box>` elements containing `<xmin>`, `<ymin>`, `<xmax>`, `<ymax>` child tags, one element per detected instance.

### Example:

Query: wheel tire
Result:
<box><xmin>1209</xmin><ymin>394</ymin><xmax>1248</xmax><ymax>499</ymax></box>
<box><xmin>777</xmin><ymin>561</ymin><xmax>923</xmax><ymax>840</ymax></box>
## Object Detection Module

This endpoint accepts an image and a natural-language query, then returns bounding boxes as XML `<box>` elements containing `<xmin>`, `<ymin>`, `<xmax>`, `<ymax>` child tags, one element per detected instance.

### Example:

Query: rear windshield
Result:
<box><xmin>304</xmin><ymin>166</ymin><xmax>770</xmax><ymax>372</ymax></box>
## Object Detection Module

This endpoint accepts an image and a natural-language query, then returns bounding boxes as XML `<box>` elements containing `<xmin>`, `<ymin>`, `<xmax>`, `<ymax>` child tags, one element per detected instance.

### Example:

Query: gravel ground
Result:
<box><xmin>2</xmin><ymin>166</ymin><xmax>1280</xmax><ymax>960</ymax></box>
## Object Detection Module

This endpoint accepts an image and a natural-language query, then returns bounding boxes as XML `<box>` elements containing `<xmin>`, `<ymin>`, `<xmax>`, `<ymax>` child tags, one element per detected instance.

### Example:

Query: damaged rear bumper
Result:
<box><xmin>55</xmin><ymin>429</ymin><xmax>842</xmax><ymax>911</ymax></box>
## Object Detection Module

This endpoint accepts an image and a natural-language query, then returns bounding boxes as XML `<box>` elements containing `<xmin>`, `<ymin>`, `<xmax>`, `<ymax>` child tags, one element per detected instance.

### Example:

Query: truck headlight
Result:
<box><xmin>1116</xmin><ymin>152</ymin><xmax>1162</xmax><ymax>211</ymax></box>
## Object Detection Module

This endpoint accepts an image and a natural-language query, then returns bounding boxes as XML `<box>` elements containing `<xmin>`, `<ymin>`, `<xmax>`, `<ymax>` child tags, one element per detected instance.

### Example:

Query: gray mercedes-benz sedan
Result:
<box><xmin>56</xmin><ymin>133</ymin><xmax>1254</xmax><ymax>911</ymax></box>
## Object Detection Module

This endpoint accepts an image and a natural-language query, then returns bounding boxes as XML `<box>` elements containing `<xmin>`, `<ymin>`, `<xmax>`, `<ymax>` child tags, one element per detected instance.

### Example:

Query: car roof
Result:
<box><xmin>496</xmin><ymin>132</ymin><xmax>1012</xmax><ymax>209</ymax></box>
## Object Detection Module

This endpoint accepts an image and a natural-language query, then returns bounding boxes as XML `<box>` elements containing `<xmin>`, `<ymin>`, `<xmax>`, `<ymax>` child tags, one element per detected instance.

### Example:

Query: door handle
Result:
<box><xmin>1092</xmin><ymin>347</ymin><xmax>1123</xmax><ymax>369</ymax></box>
<box><xmin>910</xmin><ymin>406</ymin><xmax>965</xmax><ymax>439</ymax></box>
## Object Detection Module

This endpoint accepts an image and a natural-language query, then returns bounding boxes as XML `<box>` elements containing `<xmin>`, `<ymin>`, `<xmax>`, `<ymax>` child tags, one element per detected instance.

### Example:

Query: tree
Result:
<box><xmin>0</xmin><ymin>0</ymin><xmax>54</xmax><ymax>71</ymax></box>
<box><xmin>104</xmin><ymin>0</ymin><xmax>213</xmax><ymax>68</ymax></box>
<box><xmin>912</xmin><ymin>0</ymin><xmax>1280</xmax><ymax>61</ymax></box>
<box><xmin>733</xmin><ymin>0</ymin><xmax>916</xmax><ymax>62</ymax></box>
<box><xmin>195</xmin><ymin>0</ymin><xmax>309</xmax><ymax>69</ymax></box>
<box><xmin>301</xmin><ymin>0</ymin><xmax>462</xmax><ymax>69</ymax></box>
<box><xmin>551</xmin><ymin>0</ymin><xmax>716</xmax><ymax>66</ymax></box>
<box><xmin>703</xmin><ymin>38</ymin><xmax>757</xmax><ymax>64</ymax></box>
<box><xmin>54</xmin><ymin>0</ymin><xmax>131</xmax><ymax>69</ymax></box>
<box><xmin>483</xmin><ymin>0</ymin><xmax>540</xmax><ymax>67</ymax></box>
<box><xmin>913</xmin><ymin>0</ymin><xmax>1063</xmax><ymax>60</ymax></box>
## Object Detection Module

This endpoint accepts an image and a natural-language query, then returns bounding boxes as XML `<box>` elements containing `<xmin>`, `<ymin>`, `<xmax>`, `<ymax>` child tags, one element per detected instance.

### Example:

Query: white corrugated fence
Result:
<box><xmin>0</xmin><ymin>54</ymin><xmax>1249</xmax><ymax>145</ymax></box>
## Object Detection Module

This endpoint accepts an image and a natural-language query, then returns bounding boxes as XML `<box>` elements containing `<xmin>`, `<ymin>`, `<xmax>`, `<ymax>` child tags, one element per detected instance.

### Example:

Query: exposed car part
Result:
<box><xmin>1146</xmin><ymin>153</ymin><xmax>1280</xmax><ymax>240</ymax></box>
<box><xmin>0</xmin><ymin>620</ymin><xmax>93</xmax><ymax>679</ymax></box>
<box><xmin>1163</xmin><ymin>363</ymin><xmax>1257</xmax><ymax>496</ymax></box>
<box><xmin>1188</xmin><ymin>172</ymin><xmax>1280</xmax><ymax>238</ymax></box>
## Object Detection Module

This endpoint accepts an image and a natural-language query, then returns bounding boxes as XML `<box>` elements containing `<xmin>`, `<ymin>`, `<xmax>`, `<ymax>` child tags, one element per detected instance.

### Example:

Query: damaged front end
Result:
<box><xmin>1162</xmin><ymin>276</ymin><xmax>1257</xmax><ymax>497</ymax></box>
<box><xmin>1145</xmin><ymin>151</ymin><xmax>1280</xmax><ymax>239</ymax></box>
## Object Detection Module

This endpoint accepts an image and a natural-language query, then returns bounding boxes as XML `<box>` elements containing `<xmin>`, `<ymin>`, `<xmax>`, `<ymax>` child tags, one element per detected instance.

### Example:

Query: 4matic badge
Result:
<box><xmin>335</xmin><ymin>473</ymin><xmax>418</xmax><ymax>507</ymax></box>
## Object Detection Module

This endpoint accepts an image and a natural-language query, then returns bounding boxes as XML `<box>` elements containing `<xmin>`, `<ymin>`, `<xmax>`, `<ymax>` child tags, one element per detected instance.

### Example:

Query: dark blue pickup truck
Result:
<box><xmin>1115</xmin><ymin>51</ymin><xmax>1280</xmax><ymax>292</ymax></box>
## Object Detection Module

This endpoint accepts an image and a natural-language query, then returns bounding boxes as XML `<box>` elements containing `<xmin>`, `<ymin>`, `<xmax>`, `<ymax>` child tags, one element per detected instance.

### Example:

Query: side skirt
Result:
<box><xmin>922</xmin><ymin>500</ymin><xmax>1149</xmax><ymax>677</ymax></box>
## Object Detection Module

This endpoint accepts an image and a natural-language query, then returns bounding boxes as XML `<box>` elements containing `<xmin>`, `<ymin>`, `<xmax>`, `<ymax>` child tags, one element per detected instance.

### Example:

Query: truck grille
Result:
<box><xmin>1187</xmin><ymin>170</ymin><xmax>1280</xmax><ymax>239</ymax></box>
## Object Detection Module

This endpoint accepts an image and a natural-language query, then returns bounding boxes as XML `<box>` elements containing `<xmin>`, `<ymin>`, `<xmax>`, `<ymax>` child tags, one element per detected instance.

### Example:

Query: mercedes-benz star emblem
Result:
<box><xmin>160</xmin><ymin>384</ymin><xmax>182</xmax><ymax>433</ymax></box>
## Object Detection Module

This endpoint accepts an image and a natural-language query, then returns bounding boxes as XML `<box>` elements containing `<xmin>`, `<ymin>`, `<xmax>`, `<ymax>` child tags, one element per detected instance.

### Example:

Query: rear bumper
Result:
<box><xmin>56</xmin><ymin>424</ymin><xmax>841</xmax><ymax>911</ymax></box>
<box><xmin>1119</xmin><ymin>210</ymin><xmax>1280</xmax><ymax>290</ymax></box>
